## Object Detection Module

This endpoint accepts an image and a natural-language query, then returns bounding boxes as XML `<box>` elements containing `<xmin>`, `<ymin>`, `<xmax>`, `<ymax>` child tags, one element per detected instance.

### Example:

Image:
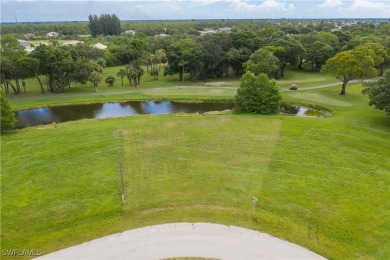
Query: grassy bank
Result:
<box><xmin>1</xmin><ymin>81</ymin><xmax>389</xmax><ymax>259</ymax></box>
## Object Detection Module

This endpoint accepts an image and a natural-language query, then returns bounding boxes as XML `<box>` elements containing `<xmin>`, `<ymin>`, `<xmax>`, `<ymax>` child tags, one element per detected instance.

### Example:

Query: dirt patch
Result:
<box><xmin>205</xmin><ymin>82</ymin><xmax>232</xmax><ymax>87</ymax></box>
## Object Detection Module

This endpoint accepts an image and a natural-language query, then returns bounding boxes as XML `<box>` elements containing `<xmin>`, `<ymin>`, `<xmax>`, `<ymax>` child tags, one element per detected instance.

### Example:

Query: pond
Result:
<box><xmin>280</xmin><ymin>104</ymin><xmax>329</xmax><ymax>117</ymax></box>
<box><xmin>15</xmin><ymin>101</ymin><xmax>234</xmax><ymax>128</ymax></box>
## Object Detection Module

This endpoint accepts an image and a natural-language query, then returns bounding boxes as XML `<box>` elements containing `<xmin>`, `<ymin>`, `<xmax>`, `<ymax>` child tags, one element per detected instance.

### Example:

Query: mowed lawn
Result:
<box><xmin>1</xmin><ymin>83</ymin><xmax>390</xmax><ymax>259</ymax></box>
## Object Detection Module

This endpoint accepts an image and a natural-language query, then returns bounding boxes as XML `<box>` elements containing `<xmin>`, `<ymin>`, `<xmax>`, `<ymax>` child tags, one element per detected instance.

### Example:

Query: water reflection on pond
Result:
<box><xmin>280</xmin><ymin>105</ymin><xmax>328</xmax><ymax>117</ymax></box>
<box><xmin>15</xmin><ymin>101</ymin><xmax>234</xmax><ymax>128</ymax></box>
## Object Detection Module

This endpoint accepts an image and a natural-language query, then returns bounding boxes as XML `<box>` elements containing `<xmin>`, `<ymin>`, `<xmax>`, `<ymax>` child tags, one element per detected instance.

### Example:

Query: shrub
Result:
<box><xmin>234</xmin><ymin>72</ymin><xmax>281</xmax><ymax>114</ymax></box>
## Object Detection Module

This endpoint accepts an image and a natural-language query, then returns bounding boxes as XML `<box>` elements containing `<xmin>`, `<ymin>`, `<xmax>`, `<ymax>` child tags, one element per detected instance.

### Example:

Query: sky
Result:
<box><xmin>1</xmin><ymin>0</ymin><xmax>389</xmax><ymax>23</ymax></box>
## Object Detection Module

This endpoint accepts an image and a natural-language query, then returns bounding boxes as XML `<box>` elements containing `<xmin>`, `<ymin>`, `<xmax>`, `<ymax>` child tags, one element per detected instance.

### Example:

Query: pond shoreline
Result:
<box><xmin>15</xmin><ymin>100</ymin><xmax>235</xmax><ymax>129</ymax></box>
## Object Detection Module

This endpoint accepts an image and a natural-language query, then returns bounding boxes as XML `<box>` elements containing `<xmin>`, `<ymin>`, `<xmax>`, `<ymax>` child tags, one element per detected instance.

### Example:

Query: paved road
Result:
<box><xmin>37</xmin><ymin>223</ymin><xmax>326</xmax><ymax>259</ymax></box>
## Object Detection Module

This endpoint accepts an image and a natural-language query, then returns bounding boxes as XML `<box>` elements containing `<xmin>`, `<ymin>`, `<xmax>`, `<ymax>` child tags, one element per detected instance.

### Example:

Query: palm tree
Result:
<box><xmin>155</xmin><ymin>49</ymin><xmax>167</xmax><ymax>71</ymax></box>
<box><xmin>89</xmin><ymin>71</ymin><xmax>102</xmax><ymax>92</ymax></box>
<box><xmin>126</xmin><ymin>65</ymin><xmax>136</xmax><ymax>86</ymax></box>
<box><xmin>116</xmin><ymin>69</ymin><xmax>127</xmax><ymax>87</ymax></box>
<box><xmin>135</xmin><ymin>67</ymin><xmax>144</xmax><ymax>85</ymax></box>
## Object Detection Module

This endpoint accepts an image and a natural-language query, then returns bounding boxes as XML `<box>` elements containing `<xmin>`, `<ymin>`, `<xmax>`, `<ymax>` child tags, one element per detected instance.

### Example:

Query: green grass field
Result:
<box><xmin>1</xmin><ymin>70</ymin><xmax>390</xmax><ymax>259</ymax></box>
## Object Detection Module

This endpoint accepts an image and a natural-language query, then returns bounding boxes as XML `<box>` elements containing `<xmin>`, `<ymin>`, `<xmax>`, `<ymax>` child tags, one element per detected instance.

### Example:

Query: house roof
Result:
<box><xmin>91</xmin><ymin>43</ymin><xmax>108</xmax><ymax>50</ymax></box>
<box><xmin>47</xmin><ymin>32</ymin><xmax>59</xmax><ymax>37</ymax></box>
<box><xmin>62</xmin><ymin>40</ymin><xmax>83</xmax><ymax>45</ymax></box>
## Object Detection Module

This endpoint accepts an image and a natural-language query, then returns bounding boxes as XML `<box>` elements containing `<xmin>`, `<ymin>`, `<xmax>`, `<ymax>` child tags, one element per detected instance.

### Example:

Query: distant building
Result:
<box><xmin>200</xmin><ymin>28</ymin><xmax>217</xmax><ymax>36</ymax></box>
<box><xmin>62</xmin><ymin>40</ymin><xmax>83</xmax><ymax>46</ymax></box>
<box><xmin>91</xmin><ymin>43</ymin><xmax>108</xmax><ymax>50</ymax></box>
<box><xmin>219</xmin><ymin>27</ymin><xmax>232</xmax><ymax>33</ymax></box>
<box><xmin>47</xmin><ymin>32</ymin><xmax>59</xmax><ymax>37</ymax></box>
<box><xmin>154</xmin><ymin>33</ymin><xmax>169</xmax><ymax>38</ymax></box>
<box><xmin>24</xmin><ymin>33</ymin><xmax>36</xmax><ymax>39</ymax></box>
<box><xmin>18</xmin><ymin>40</ymin><xmax>33</xmax><ymax>52</ymax></box>
<box><xmin>125</xmin><ymin>30</ymin><xmax>136</xmax><ymax>35</ymax></box>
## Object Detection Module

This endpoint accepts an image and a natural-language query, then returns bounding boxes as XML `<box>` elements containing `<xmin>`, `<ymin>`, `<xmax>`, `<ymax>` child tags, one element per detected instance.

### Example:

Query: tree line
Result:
<box><xmin>1</xmin><ymin>19</ymin><xmax>390</xmax><ymax>95</ymax></box>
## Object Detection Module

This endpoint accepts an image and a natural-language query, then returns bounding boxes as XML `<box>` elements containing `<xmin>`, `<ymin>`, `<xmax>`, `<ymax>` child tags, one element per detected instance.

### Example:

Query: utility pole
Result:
<box><xmin>114</xmin><ymin>131</ymin><xmax>125</xmax><ymax>201</ymax></box>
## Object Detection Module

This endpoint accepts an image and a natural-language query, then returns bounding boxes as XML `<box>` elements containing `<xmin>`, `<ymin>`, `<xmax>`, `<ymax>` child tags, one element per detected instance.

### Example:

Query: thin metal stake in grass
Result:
<box><xmin>114</xmin><ymin>130</ymin><xmax>125</xmax><ymax>201</ymax></box>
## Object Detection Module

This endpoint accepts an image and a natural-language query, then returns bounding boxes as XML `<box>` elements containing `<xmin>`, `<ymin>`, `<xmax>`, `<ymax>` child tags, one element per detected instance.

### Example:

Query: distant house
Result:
<box><xmin>47</xmin><ymin>32</ymin><xmax>59</xmax><ymax>37</ymax></box>
<box><xmin>154</xmin><ymin>33</ymin><xmax>169</xmax><ymax>38</ymax></box>
<box><xmin>219</xmin><ymin>27</ymin><xmax>232</xmax><ymax>33</ymax></box>
<box><xmin>200</xmin><ymin>29</ymin><xmax>217</xmax><ymax>36</ymax></box>
<box><xmin>125</xmin><ymin>30</ymin><xmax>136</xmax><ymax>35</ymax></box>
<box><xmin>24</xmin><ymin>33</ymin><xmax>36</xmax><ymax>39</ymax></box>
<box><xmin>91</xmin><ymin>43</ymin><xmax>108</xmax><ymax>50</ymax></box>
<box><xmin>18</xmin><ymin>40</ymin><xmax>33</xmax><ymax>52</ymax></box>
<box><xmin>62</xmin><ymin>40</ymin><xmax>84</xmax><ymax>46</ymax></box>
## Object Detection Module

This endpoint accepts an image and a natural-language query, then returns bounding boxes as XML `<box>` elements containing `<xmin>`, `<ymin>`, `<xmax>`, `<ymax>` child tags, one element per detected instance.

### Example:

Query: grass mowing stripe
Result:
<box><xmin>1</xmin><ymin>136</ymin><xmax>117</xmax><ymax>162</ymax></box>
<box><xmin>136</xmin><ymin>141</ymin><xmax>389</xmax><ymax>175</ymax></box>
<box><xmin>260</xmin><ymin>179</ymin><xmax>388</xmax><ymax>205</ymax></box>
<box><xmin>2</xmin><ymin>148</ymin><xmax>117</xmax><ymax>174</ymax></box>
<box><xmin>127</xmin><ymin>147</ymin><xmax>389</xmax><ymax>189</ymax></box>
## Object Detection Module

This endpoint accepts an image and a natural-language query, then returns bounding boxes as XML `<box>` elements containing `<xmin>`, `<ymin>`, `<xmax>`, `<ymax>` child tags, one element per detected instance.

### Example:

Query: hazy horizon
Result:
<box><xmin>1</xmin><ymin>0</ymin><xmax>389</xmax><ymax>23</ymax></box>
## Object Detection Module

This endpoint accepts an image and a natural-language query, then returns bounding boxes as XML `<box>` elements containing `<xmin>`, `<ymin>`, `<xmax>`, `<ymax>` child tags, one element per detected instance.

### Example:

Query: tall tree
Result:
<box><xmin>354</xmin><ymin>43</ymin><xmax>389</xmax><ymax>76</ymax></box>
<box><xmin>90</xmin><ymin>71</ymin><xmax>103</xmax><ymax>92</ymax></box>
<box><xmin>166</xmin><ymin>38</ymin><xmax>205</xmax><ymax>81</ymax></box>
<box><xmin>116</xmin><ymin>69</ymin><xmax>127</xmax><ymax>86</ymax></box>
<box><xmin>88</xmin><ymin>13</ymin><xmax>121</xmax><ymax>37</ymax></box>
<box><xmin>70</xmin><ymin>59</ymin><xmax>96</xmax><ymax>85</ymax></box>
<box><xmin>305</xmin><ymin>41</ymin><xmax>334</xmax><ymax>71</ymax></box>
<box><xmin>362</xmin><ymin>69</ymin><xmax>390</xmax><ymax>115</ymax></box>
<box><xmin>88</xmin><ymin>15</ymin><xmax>100</xmax><ymax>38</ymax></box>
<box><xmin>46</xmin><ymin>47</ymin><xmax>75</xmax><ymax>93</ymax></box>
<box><xmin>1</xmin><ymin>90</ymin><xmax>17</xmax><ymax>133</ymax></box>
<box><xmin>265</xmin><ymin>38</ymin><xmax>305</xmax><ymax>78</ymax></box>
<box><xmin>226</xmin><ymin>47</ymin><xmax>251</xmax><ymax>76</ymax></box>
<box><xmin>321</xmin><ymin>50</ymin><xmax>377</xmax><ymax>95</ymax></box>
<box><xmin>198</xmin><ymin>33</ymin><xmax>231</xmax><ymax>78</ymax></box>
<box><xmin>155</xmin><ymin>49</ymin><xmax>167</xmax><ymax>71</ymax></box>
<box><xmin>0</xmin><ymin>35</ymin><xmax>26</xmax><ymax>94</ymax></box>
<box><xmin>125</xmin><ymin>62</ymin><xmax>144</xmax><ymax>86</ymax></box>
<box><xmin>316</xmin><ymin>32</ymin><xmax>340</xmax><ymax>51</ymax></box>
<box><xmin>17</xmin><ymin>57</ymin><xmax>44</xmax><ymax>93</ymax></box>
<box><xmin>30</xmin><ymin>45</ymin><xmax>74</xmax><ymax>93</ymax></box>
<box><xmin>244</xmin><ymin>48</ymin><xmax>279</xmax><ymax>78</ymax></box>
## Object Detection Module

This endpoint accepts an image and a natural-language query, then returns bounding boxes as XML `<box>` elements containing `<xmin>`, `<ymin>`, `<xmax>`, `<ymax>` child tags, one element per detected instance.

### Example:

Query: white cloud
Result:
<box><xmin>318</xmin><ymin>0</ymin><xmax>343</xmax><ymax>8</ymax></box>
<box><xmin>230</xmin><ymin>0</ymin><xmax>295</xmax><ymax>12</ymax></box>
<box><xmin>348</xmin><ymin>0</ymin><xmax>389</xmax><ymax>10</ymax></box>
